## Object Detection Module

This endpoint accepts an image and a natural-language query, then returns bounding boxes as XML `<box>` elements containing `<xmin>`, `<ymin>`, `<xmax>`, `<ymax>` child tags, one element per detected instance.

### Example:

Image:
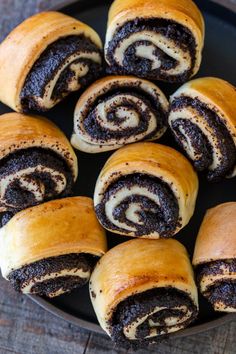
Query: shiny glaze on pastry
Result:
<box><xmin>0</xmin><ymin>197</ymin><xmax>107</xmax><ymax>297</ymax></box>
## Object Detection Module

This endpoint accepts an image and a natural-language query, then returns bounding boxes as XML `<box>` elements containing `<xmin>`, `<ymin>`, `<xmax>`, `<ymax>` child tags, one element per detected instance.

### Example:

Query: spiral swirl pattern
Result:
<box><xmin>111</xmin><ymin>287</ymin><xmax>198</xmax><ymax>347</ymax></box>
<box><xmin>168</xmin><ymin>82</ymin><xmax>236</xmax><ymax>181</ymax></box>
<box><xmin>0</xmin><ymin>197</ymin><xmax>106</xmax><ymax>298</ymax></box>
<box><xmin>94</xmin><ymin>143</ymin><xmax>198</xmax><ymax>238</ymax></box>
<box><xmin>105</xmin><ymin>18</ymin><xmax>200</xmax><ymax>82</ymax></box>
<box><xmin>90</xmin><ymin>239</ymin><xmax>198</xmax><ymax>348</ymax></box>
<box><xmin>0</xmin><ymin>148</ymin><xmax>73</xmax><ymax>213</ymax></box>
<box><xmin>95</xmin><ymin>174</ymin><xmax>179</xmax><ymax>238</ymax></box>
<box><xmin>197</xmin><ymin>259</ymin><xmax>236</xmax><ymax>312</ymax></box>
<box><xmin>71</xmin><ymin>76</ymin><xmax>168</xmax><ymax>153</ymax></box>
<box><xmin>8</xmin><ymin>253</ymin><xmax>97</xmax><ymax>298</ymax></box>
<box><xmin>21</xmin><ymin>35</ymin><xmax>102</xmax><ymax>111</ymax></box>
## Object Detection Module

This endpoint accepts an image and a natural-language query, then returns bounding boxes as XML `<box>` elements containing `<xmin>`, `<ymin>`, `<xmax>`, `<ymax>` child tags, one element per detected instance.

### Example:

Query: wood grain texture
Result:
<box><xmin>213</xmin><ymin>0</ymin><xmax>236</xmax><ymax>11</ymax></box>
<box><xmin>0</xmin><ymin>0</ymin><xmax>235</xmax><ymax>353</ymax></box>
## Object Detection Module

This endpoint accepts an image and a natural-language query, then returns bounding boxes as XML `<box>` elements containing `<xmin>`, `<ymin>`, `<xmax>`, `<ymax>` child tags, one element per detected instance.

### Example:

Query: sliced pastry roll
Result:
<box><xmin>71</xmin><ymin>75</ymin><xmax>169</xmax><ymax>153</ymax></box>
<box><xmin>105</xmin><ymin>0</ymin><xmax>204</xmax><ymax>82</ymax></box>
<box><xmin>90</xmin><ymin>238</ymin><xmax>198</xmax><ymax>348</ymax></box>
<box><xmin>0</xmin><ymin>112</ymin><xmax>77</xmax><ymax>220</ymax></box>
<box><xmin>168</xmin><ymin>77</ymin><xmax>236</xmax><ymax>181</ymax></box>
<box><xmin>0</xmin><ymin>11</ymin><xmax>103</xmax><ymax>112</ymax></box>
<box><xmin>94</xmin><ymin>142</ymin><xmax>198</xmax><ymax>238</ymax></box>
<box><xmin>193</xmin><ymin>202</ymin><xmax>236</xmax><ymax>312</ymax></box>
<box><xmin>0</xmin><ymin>197</ymin><xmax>107</xmax><ymax>297</ymax></box>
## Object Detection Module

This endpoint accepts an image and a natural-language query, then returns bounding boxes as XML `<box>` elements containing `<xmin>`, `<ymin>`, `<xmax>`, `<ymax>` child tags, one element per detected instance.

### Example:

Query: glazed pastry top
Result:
<box><xmin>105</xmin><ymin>0</ymin><xmax>205</xmax><ymax>77</ymax></box>
<box><xmin>0</xmin><ymin>112</ymin><xmax>78</xmax><ymax>180</ymax></box>
<box><xmin>107</xmin><ymin>0</ymin><xmax>204</xmax><ymax>31</ymax></box>
<box><xmin>0</xmin><ymin>197</ymin><xmax>107</xmax><ymax>278</ymax></box>
<box><xmin>90</xmin><ymin>238</ymin><xmax>198</xmax><ymax>332</ymax></box>
<box><xmin>193</xmin><ymin>202</ymin><xmax>236</xmax><ymax>265</ymax></box>
<box><xmin>170</xmin><ymin>77</ymin><xmax>236</xmax><ymax>129</ymax></box>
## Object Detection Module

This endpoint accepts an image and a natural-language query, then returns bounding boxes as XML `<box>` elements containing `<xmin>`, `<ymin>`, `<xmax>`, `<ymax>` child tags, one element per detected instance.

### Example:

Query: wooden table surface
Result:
<box><xmin>0</xmin><ymin>1</ymin><xmax>235</xmax><ymax>353</ymax></box>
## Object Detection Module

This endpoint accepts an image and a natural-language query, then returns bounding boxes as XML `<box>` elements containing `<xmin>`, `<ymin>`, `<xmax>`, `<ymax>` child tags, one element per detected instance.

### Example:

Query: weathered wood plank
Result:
<box><xmin>222</xmin><ymin>321</ymin><xmax>236</xmax><ymax>354</ymax></box>
<box><xmin>84</xmin><ymin>322</ymin><xmax>233</xmax><ymax>354</ymax></box>
<box><xmin>213</xmin><ymin>0</ymin><xmax>236</xmax><ymax>11</ymax></box>
<box><xmin>0</xmin><ymin>0</ymin><xmax>63</xmax><ymax>42</ymax></box>
<box><xmin>0</xmin><ymin>278</ymin><xmax>89</xmax><ymax>354</ymax></box>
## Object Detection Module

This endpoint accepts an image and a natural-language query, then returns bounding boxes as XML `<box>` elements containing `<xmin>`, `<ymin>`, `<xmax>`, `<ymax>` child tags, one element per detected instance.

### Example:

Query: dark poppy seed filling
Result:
<box><xmin>8</xmin><ymin>253</ymin><xmax>98</xmax><ymax>297</ymax></box>
<box><xmin>196</xmin><ymin>259</ymin><xmax>236</xmax><ymax>310</ymax></box>
<box><xmin>206</xmin><ymin>281</ymin><xmax>236</xmax><ymax>309</ymax></box>
<box><xmin>109</xmin><ymin>287</ymin><xmax>198</xmax><ymax>349</ymax></box>
<box><xmin>197</xmin><ymin>259</ymin><xmax>236</xmax><ymax>280</ymax></box>
<box><xmin>106</xmin><ymin>18</ymin><xmax>196</xmax><ymax>82</ymax></box>
<box><xmin>0</xmin><ymin>147</ymin><xmax>74</xmax><ymax>219</ymax></box>
<box><xmin>0</xmin><ymin>211</ymin><xmax>15</xmax><ymax>227</ymax></box>
<box><xmin>72</xmin><ymin>78</ymin><xmax>169</xmax><ymax>153</ymax></box>
<box><xmin>95</xmin><ymin>173</ymin><xmax>179</xmax><ymax>237</ymax></box>
<box><xmin>82</xmin><ymin>86</ymin><xmax>166</xmax><ymax>141</ymax></box>
<box><xmin>169</xmin><ymin>96</ymin><xmax>236</xmax><ymax>181</ymax></box>
<box><xmin>20</xmin><ymin>35</ymin><xmax>102</xmax><ymax>112</ymax></box>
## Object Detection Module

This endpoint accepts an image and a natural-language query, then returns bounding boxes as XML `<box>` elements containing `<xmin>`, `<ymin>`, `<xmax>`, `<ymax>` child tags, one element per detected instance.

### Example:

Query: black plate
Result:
<box><xmin>1</xmin><ymin>0</ymin><xmax>236</xmax><ymax>338</ymax></box>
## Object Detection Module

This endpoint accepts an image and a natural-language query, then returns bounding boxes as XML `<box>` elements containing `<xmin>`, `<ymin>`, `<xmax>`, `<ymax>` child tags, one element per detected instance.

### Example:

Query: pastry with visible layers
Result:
<box><xmin>94</xmin><ymin>142</ymin><xmax>198</xmax><ymax>238</ymax></box>
<box><xmin>168</xmin><ymin>77</ymin><xmax>236</xmax><ymax>181</ymax></box>
<box><xmin>105</xmin><ymin>0</ymin><xmax>204</xmax><ymax>82</ymax></box>
<box><xmin>71</xmin><ymin>75</ymin><xmax>169</xmax><ymax>153</ymax></box>
<box><xmin>0</xmin><ymin>197</ymin><xmax>107</xmax><ymax>297</ymax></box>
<box><xmin>0</xmin><ymin>11</ymin><xmax>103</xmax><ymax>112</ymax></box>
<box><xmin>193</xmin><ymin>202</ymin><xmax>236</xmax><ymax>312</ymax></box>
<box><xmin>90</xmin><ymin>238</ymin><xmax>198</xmax><ymax>349</ymax></box>
<box><xmin>0</xmin><ymin>112</ymin><xmax>77</xmax><ymax>222</ymax></box>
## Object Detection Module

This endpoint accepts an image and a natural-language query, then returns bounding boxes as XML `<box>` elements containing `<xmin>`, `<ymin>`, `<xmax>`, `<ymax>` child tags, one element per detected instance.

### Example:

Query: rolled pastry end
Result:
<box><xmin>105</xmin><ymin>0</ymin><xmax>204</xmax><ymax>82</ymax></box>
<box><xmin>0</xmin><ymin>112</ymin><xmax>78</xmax><ymax>217</ymax></box>
<box><xmin>0</xmin><ymin>197</ymin><xmax>107</xmax><ymax>297</ymax></box>
<box><xmin>90</xmin><ymin>238</ymin><xmax>198</xmax><ymax>348</ymax></box>
<box><xmin>0</xmin><ymin>11</ymin><xmax>103</xmax><ymax>112</ymax></box>
<box><xmin>193</xmin><ymin>202</ymin><xmax>236</xmax><ymax>312</ymax></box>
<box><xmin>94</xmin><ymin>142</ymin><xmax>198</xmax><ymax>238</ymax></box>
<box><xmin>168</xmin><ymin>77</ymin><xmax>236</xmax><ymax>181</ymax></box>
<box><xmin>71</xmin><ymin>75</ymin><xmax>169</xmax><ymax>153</ymax></box>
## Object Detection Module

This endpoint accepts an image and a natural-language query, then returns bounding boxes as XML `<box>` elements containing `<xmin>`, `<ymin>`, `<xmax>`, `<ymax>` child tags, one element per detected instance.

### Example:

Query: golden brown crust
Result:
<box><xmin>193</xmin><ymin>202</ymin><xmax>236</xmax><ymax>265</ymax></box>
<box><xmin>0</xmin><ymin>11</ymin><xmax>102</xmax><ymax>112</ymax></box>
<box><xmin>94</xmin><ymin>142</ymin><xmax>198</xmax><ymax>238</ymax></box>
<box><xmin>108</xmin><ymin>0</ymin><xmax>204</xmax><ymax>31</ymax></box>
<box><xmin>105</xmin><ymin>0</ymin><xmax>204</xmax><ymax>77</ymax></box>
<box><xmin>171</xmin><ymin>77</ymin><xmax>236</xmax><ymax>137</ymax></box>
<box><xmin>0</xmin><ymin>197</ymin><xmax>107</xmax><ymax>278</ymax></box>
<box><xmin>169</xmin><ymin>77</ymin><xmax>236</xmax><ymax>180</ymax></box>
<box><xmin>0</xmin><ymin>112</ymin><xmax>78</xmax><ymax>180</ymax></box>
<box><xmin>90</xmin><ymin>238</ymin><xmax>198</xmax><ymax>335</ymax></box>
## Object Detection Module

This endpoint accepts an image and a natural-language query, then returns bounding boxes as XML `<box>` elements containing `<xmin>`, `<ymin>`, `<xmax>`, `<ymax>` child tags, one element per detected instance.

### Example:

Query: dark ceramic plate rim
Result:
<box><xmin>27</xmin><ymin>0</ymin><xmax>236</xmax><ymax>338</ymax></box>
